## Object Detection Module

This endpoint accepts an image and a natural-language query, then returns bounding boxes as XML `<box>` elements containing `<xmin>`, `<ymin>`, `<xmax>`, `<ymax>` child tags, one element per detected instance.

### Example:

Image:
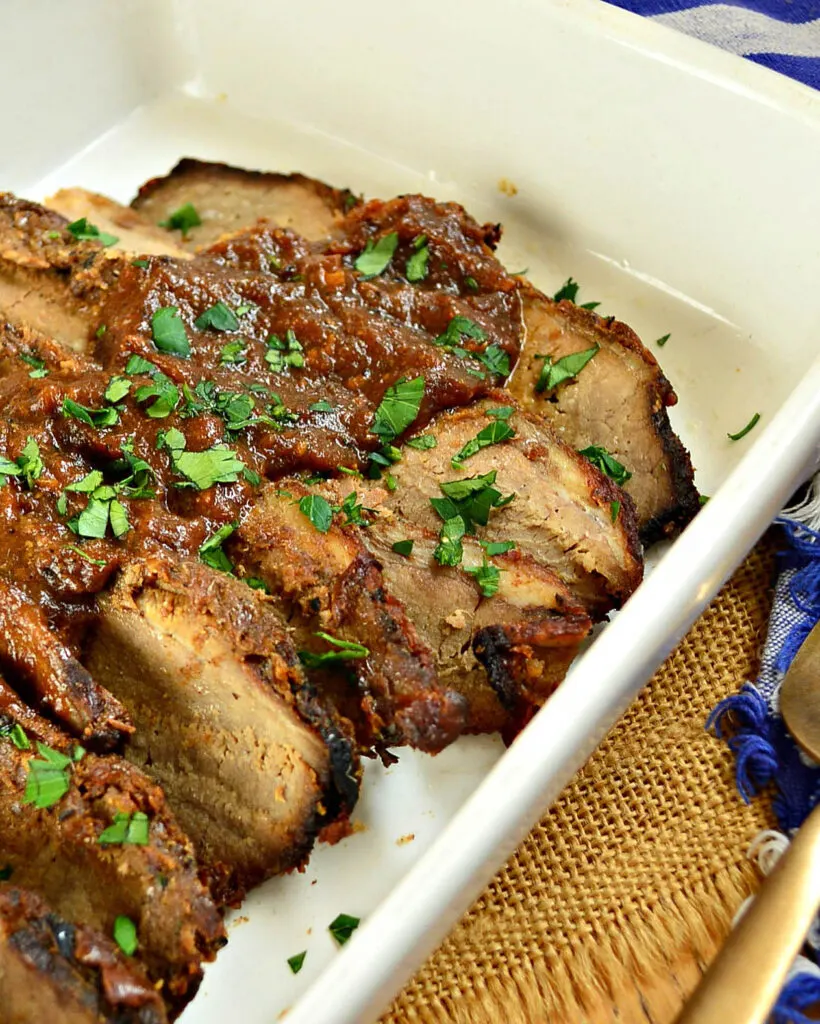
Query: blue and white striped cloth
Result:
<box><xmin>606</xmin><ymin>0</ymin><xmax>820</xmax><ymax>90</ymax></box>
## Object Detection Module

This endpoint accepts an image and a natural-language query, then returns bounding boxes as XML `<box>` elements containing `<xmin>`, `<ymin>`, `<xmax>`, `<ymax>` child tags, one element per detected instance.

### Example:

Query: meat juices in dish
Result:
<box><xmin>0</xmin><ymin>158</ymin><xmax>699</xmax><ymax>1017</ymax></box>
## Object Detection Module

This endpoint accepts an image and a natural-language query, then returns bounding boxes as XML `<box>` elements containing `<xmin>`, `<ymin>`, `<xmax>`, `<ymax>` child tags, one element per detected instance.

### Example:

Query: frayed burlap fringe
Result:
<box><xmin>382</xmin><ymin>539</ymin><xmax>777</xmax><ymax>1024</ymax></box>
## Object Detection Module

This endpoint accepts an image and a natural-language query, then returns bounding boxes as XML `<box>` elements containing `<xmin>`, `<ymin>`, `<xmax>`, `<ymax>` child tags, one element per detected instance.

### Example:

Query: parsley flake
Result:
<box><xmin>452</xmin><ymin>412</ymin><xmax>516</xmax><ymax>467</ymax></box>
<box><xmin>134</xmin><ymin>372</ymin><xmax>180</xmax><ymax>419</ymax></box>
<box><xmin>113</xmin><ymin>915</ymin><xmax>138</xmax><ymax>956</ymax></box>
<box><xmin>151</xmin><ymin>307</ymin><xmax>191</xmax><ymax>358</ymax></box>
<box><xmin>405</xmin><ymin>434</ymin><xmax>437</xmax><ymax>451</ymax></box>
<box><xmin>20</xmin><ymin>352</ymin><xmax>49</xmax><ymax>378</ymax></box>
<box><xmin>66</xmin><ymin>545</ymin><xmax>107</xmax><ymax>567</ymax></box>
<box><xmin>656</xmin><ymin>333</ymin><xmax>671</xmax><ymax>348</ymax></box>
<box><xmin>391</xmin><ymin>539</ymin><xmax>414</xmax><ymax>557</ymax></box>
<box><xmin>328</xmin><ymin>913</ymin><xmax>361</xmax><ymax>946</ymax></box>
<box><xmin>433</xmin><ymin>515</ymin><xmax>466</xmax><ymax>567</ymax></box>
<box><xmin>288</xmin><ymin>951</ymin><xmax>307</xmax><ymax>974</ymax></box>
<box><xmin>98</xmin><ymin>812</ymin><xmax>150</xmax><ymax>846</ymax></box>
<box><xmin>371</xmin><ymin>376</ymin><xmax>424</xmax><ymax>443</ymax></box>
<box><xmin>578</xmin><ymin>445</ymin><xmax>632</xmax><ymax>487</ymax></box>
<box><xmin>16</xmin><ymin>438</ymin><xmax>43</xmax><ymax>489</ymax></box>
<box><xmin>299</xmin><ymin>632</ymin><xmax>369</xmax><ymax>670</ymax></box>
<box><xmin>728</xmin><ymin>413</ymin><xmax>761</xmax><ymax>441</ymax></box>
<box><xmin>534</xmin><ymin>345</ymin><xmax>598</xmax><ymax>394</ymax></box>
<box><xmin>552</xmin><ymin>277</ymin><xmax>580</xmax><ymax>303</ymax></box>
<box><xmin>220</xmin><ymin>339</ymin><xmax>247</xmax><ymax>365</ymax></box>
<box><xmin>406</xmin><ymin>239</ymin><xmax>430</xmax><ymax>282</ymax></box>
<box><xmin>310</xmin><ymin>400</ymin><xmax>334</xmax><ymax>413</ymax></box>
<box><xmin>174</xmin><ymin>447</ymin><xmax>246</xmax><ymax>490</ymax></box>
<box><xmin>23</xmin><ymin>742</ymin><xmax>72</xmax><ymax>809</ymax></box>
<box><xmin>159</xmin><ymin>202</ymin><xmax>201</xmax><ymax>235</ymax></box>
<box><xmin>354</xmin><ymin>232</ymin><xmax>398</xmax><ymax>278</ymax></box>
<box><xmin>298</xmin><ymin>493</ymin><xmax>334</xmax><ymax>534</ymax></box>
<box><xmin>62</xmin><ymin>397</ymin><xmax>119</xmax><ymax>428</ymax></box>
<box><xmin>481</xmin><ymin>540</ymin><xmax>516</xmax><ymax>556</ymax></box>
<box><xmin>66</xmin><ymin>217</ymin><xmax>118</xmax><ymax>247</ymax></box>
<box><xmin>194</xmin><ymin>301</ymin><xmax>240</xmax><ymax>332</ymax></box>
<box><xmin>199</xmin><ymin>522</ymin><xmax>238</xmax><ymax>574</ymax></box>
<box><xmin>466</xmin><ymin>558</ymin><xmax>501</xmax><ymax>597</ymax></box>
<box><xmin>265</xmin><ymin>329</ymin><xmax>304</xmax><ymax>372</ymax></box>
<box><xmin>610</xmin><ymin>500</ymin><xmax>621</xmax><ymax>523</ymax></box>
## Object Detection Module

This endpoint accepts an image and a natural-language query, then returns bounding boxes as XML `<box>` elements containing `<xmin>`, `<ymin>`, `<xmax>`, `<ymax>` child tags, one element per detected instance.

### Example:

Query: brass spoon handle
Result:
<box><xmin>676</xmin><ymin>802</ymin><xmax>820</xmax><ymax>1024</ymax></box>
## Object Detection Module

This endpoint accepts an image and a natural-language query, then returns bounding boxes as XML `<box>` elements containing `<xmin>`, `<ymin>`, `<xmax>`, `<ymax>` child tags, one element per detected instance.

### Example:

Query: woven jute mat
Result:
<box><xmin>381</xmin><ymin>538</ymin><xmax>778</xmax><ymax>1024</ymax></box>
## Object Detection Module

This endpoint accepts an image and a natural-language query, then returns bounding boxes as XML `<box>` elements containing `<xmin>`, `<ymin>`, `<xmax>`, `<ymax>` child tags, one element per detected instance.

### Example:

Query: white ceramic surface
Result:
<box><xmin>2</xmin><ymin>1</ymin><xmax>820</xmax><ymax>1021</ymax></box>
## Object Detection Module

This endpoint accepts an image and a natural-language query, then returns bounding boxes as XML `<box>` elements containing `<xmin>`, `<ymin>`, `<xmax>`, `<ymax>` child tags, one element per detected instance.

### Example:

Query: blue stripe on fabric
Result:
<box><xmin>606</xmin><ymin>0</ymin><xmax>820</xmax><ymax>24</ymax></box>
<box><xmin>747</xmin><ymin>50</ymin><xmax>820</xmax><ymax>86</ymax></box>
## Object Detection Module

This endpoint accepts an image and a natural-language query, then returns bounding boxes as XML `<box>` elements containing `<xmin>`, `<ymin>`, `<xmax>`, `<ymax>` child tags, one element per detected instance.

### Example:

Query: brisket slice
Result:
<box><xmin>131</xmin><ymin>158</ymin><xmax>359</xmax><ymax>249</ymax></box>
<box><xmin>82</xmin><ymin>558</ymin><xmax>360</xmax><ymax>904</ymax></box>
<box><xmin>0</xmin><ymin>886</ymin><xmax>168</xmax><ymax>1024</ymax></box>
<box><xmin>0</xmin><ymin>675</ymin><xmax>224</xmax><ymax>1012</ymax></box>
<box><xmin>233</xmin><ymin>482</ymin><xmax>467</xmax><ymax>751</ymax></box>
<box><xmin>508</xmin><ymin>286</ymin><xmax>700</xmax><ymax>543</ymax></box>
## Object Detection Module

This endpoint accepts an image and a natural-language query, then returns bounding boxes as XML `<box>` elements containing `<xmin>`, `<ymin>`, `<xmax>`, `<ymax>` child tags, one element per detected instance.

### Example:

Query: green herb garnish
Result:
<box><xmin>371</xmin><ymin>376</ymin><xmax>424</xmax><ymax>443</ymax></box>
<box><xmin>20</xmin><ymin>353</ymin><xmax>49</xmax><ymax>378</ymax></box>
<box><xmin>265</xmin><ymin>329</ymin><xmax>304</xmax><ymax>372</ymax></box>
<box><xmin>66</xmin><ymin>545</ymin><xmax>107</xmax><ymax>567</ymax></box>
<box><xmin>288</xmin><ymin>951</ymin><xmax>307</xmax><ymax>974</ymax></box>
<box><xmin>656</xmin><ymin>333</ymin><xmax>670</xmax><ymax>348</ymax></box>
<box><xmin>199</xmin><ymin>522</ymin><xmax>238</xmax><ymax>574</ymax></box>
<box><xmin>23</xmin><ymin>743</ymin><xmax>72</xmax><ymax>809</ymax></box>
<box><xmin>452</xmin><ymin>409</ymin><xmax>515</xmax><ymax>467</ymax></box>
<box><xmin>310</xmin><ymin>400</ymin><xmax>334</xmax><ymax>413</ymax></box>
<box><xmin>194</xmin><ymin>301</ymin><xmax>240</xmax><ymax>332</ymax></box>
<box><xmin>466</xmin><ymin>558</ymin><xmax>501</xmax><ymax>597</ymax></box>
<box><xmin>173</xmin><ymin>447</ymin><xmax>246</xmax><ymax>490</ymax></box>
<box><xmin>16</xmin><ymin>438</ymin><xmax>43</xmax><ymax>489</ymax></box>
<box><xmin>113</xmin><ymin>915</ymin><xmax>138</xmax><ymax>956</ymax></box>
<box><xmin>391</xmin><ymin>539</ymin><xmax>414</xmax><ymax>557</ymax></box>
<box><xmin>328</xmin><ymin>913</ymin><xmax>361</xmax><ymax>946</ymax></box>
<box><xmin>405</xmin><ymin>434</ymin><xmax>437</xmax><ymax>450</ymax></box>
<box><xmin>299</xmin><ymin>493</ymin><xmax>334</xmax><ymax>534</ymax></box>
<box><xmin>610</xmin><ymin>500</ymin><xmax>621</xmax><ymax>523</ymax></box>
<box><xmin>354</xmin><ymin>232</ymin><xmax>399</xmax><ymax>278</ymax></box>
<box><xmin>299</xmin><ymin>633</ymin><xmax>370</xmax><ymax>669</ymax></box>
<box><xmin>433</xmin><ymin>515</ymin><xmax>466</xmax><ymax>567</ymax></box>
<box><xmin>481</xmin><ymin>540</ymin><xmax>515</xmax><ymax>556</ymax></box>
<box><xmin>406</xmin><ymin>236</ymin><xmax>429</xmax><ymax>282</ymax></box>
<box><xmin>134</xmin><ymin>372</ymin><xmax>180</xmax><ymax>419</ymax></box>
<box><xmin>578</xmin><ymin>445</ymin><xmax>632</xmax><ymax>487</ymax></box>
<box><xmin>66</xmin><ymin>217</ymin><xmax>118</xmax><ymax>247</ymax></box>
<box><xmin>151</xmin><ymin>307</ymin><xmax>191</xmax><ymax>358</ymax></box>
<box><xmin>98</xmin><ymin>812</ymin><xmax>150</xmax><ymax>846</ymax></box>
<box><xmin>534</xmin><ymin>345</ymin><xmax>598</xmax><ymax>394</ymax></box>
<box><xmin>62</xmin><ymin>397</ymin><xmax>119</xmax><ymax>428</ymax></box>
<box><xmin>220</xmin><ymin>340</ymin><xmax>247</xmax><ymax>365</ymax></box>
<box><xmin>159</xmin><ymin>202</ymin><xmax>201</xmax><ymax>235</ymax></box>
<box><xmin>104</xmin><ymin>376</ymin><xmax>131</xmax><ymax>404</ymax></box>
<box><xmin>728</xmin><ymin>413</ymin><xmax>760</xmax><ymax>441</ymax></box>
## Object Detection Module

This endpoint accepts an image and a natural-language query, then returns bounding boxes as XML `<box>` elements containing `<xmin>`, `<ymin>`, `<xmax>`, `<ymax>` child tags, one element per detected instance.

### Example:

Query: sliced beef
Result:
<box><xmin>0</xmin><ymin>886</ymin><xmax>168</xmax><ymax>1024</ymax></box>
<box><xmin>0</xmin><ymin>194</ymin><xmax>117</xmax><ymax>351</ymax></box>
<box><xmin>82</xmin><ymin>558</ymin><xmax>359</xmax><ymax>904</ymax></box>
<box><xmin>507</xmin><ymin>286</ymin><xmax>700</xmax><ymax>542</ymax></box>
<box><xmin>0</xmin><ymin>575</ymin><xmax>131</xmax><ymax>750</ymax></box>
<box><xmin>317</xmin><ymin>489</ymin><xmax>592</xmax><ymax>733</ymax></box>
<box><xmin>0</xmin><ymin>675</ymin><xmax>224</xmax><ymax>1011</ymax></box>
<box><xmin>383</xmin><ymin>400</ymin><xmax>643</xmax><ymax>617</ymax></box>
<box><xmin>131</xmin><ymin>158</ymin><xmax>359</xmax><ymax>249</ymax></box>
<box><xmin>46</xmin><ymin>189</ymin><xmax>193</xmax><ymax>260</ymax></box>
<box><xmin>233</xmin><ymin>482</ymin><xmax>467</xmax><ymax>751</ymax></box>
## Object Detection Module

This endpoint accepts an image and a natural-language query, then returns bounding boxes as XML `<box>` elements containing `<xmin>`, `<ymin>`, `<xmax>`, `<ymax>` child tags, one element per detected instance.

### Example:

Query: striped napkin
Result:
<box><xmin>708</xmin><ymin>476</ymin><xmax>820</xmax><ymax>1024</ymax></box>
<box><xmin>604</xmin><ymin>0</ymin><xmax>820</xmax><ymax>90</ymax></box>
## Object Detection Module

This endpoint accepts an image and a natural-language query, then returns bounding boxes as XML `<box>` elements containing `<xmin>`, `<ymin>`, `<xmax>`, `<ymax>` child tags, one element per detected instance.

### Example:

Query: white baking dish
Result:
<box><xmin>3</xmin><ymin>1</ymin><xmax>820</xmax><ymax>1021</ymax></box>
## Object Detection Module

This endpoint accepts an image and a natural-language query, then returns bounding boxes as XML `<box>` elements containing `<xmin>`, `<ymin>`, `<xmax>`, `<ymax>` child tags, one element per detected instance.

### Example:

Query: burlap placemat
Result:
<box><xmin>381</xmin><ymin>538</ymin><xmax>778</xmax><ymax>1024</ymax></box>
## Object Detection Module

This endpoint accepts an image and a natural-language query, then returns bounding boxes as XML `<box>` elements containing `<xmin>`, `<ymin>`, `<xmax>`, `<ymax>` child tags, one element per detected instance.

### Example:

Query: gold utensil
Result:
<box><xmin>676</xmin><ymin>619</ymin><xmax>820</xmax><ymax>1024</ymax></box>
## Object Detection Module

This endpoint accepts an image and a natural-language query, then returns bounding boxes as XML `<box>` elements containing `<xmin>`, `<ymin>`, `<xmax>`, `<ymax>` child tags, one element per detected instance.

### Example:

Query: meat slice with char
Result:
<box><xmin>0</xmin><ymin>886</ymin><xmax>169</xmax><ymax>1024</ymax></box>
<box><xmin>0</xmin><ymin>675</ymin><xmax>224</xmax><ymax>1011</ymax></box>
<box><xmin>233</xmin><ymin>481</ymin><xmax>467</xmax><ymax>752</ymax></box>
<box><xmin>507</xmin><ymin>285</ymin><xmax>699</xmax><ymax>543</ymax></box>
<box><xmin>82</xmin><ymin>558</ymin><xmax>360</xmax><ymax>904</ymax></box>
<box><xmin>131</xmin><ymin>158</ymin><xmax>359</xmax><ymax>249</ymax></box>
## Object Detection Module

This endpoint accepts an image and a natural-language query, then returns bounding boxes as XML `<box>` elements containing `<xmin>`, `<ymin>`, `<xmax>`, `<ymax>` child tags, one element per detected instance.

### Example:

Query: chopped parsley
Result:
<box><xmin>265</xmin><ymin>329</ymin><xmax>304</xmax><ymax>372</ymax></box>
<box><xmin>220</xmin><ymin>340</ymin><xmax>247</xmax><ymax>365</ymax></box>
<box><xmin>656</xmin><ymin>333</ymin><xmax>671</xmax><ymax>348</ymax></box>
<box><xmin>299</xmin><ymin>633</ymin><xmax>370</xmax><ymax>669</ymax></box>
<box><xmin>405</xmin><ymin>434</ymin><xmax>437</xmax><ymax>451</ymax></box>
<box><xmin>435</xmin><ymin>315</ymin><xmax>486</xmax><ymax>348</ymax></box>
<box><xmin>62</xmin><ymin>397</ymin><xmax>119</xmax><ymax>429</ymax></box>
<box><xmin>699</xmin><ymin>495</ymin><xmax>710</xmax><ymax>506</ymax></box>
<box><xmin>464</xmin><ymin>275</ymin><xmax>479</xmax><ymax>292</ymax></box>
<box><xmin>23</xmin><ymin>743</ymin><xmax>72</xmax><ymax>809</ymax></box>
<box><xmin>371</xmin><ymin>376</ymin><xmax>424</xmax><ymax>443</ymax></box>
<box><xmin>433</xmin><ymin>316</ymin><xmax>510</xmax><ymax>378</ymax></box>
<box><xmin>98</xmin><ymin>812</ymin><xmax>150</xmax><ymax>846</ymax></box>
<box><xmin>244</xmin><ymin>576</ymin><xmax>270</xmax><ymax>593</ymax></box>
<box><xmin>159</xmin><ymin>202</ymin><xmax>201</xmax><ymax>235</ymax></box>
<box><xmin>113</xmin><ymin>915</ymin><xmax>138</xmax><ymax>956</ymax></box>
<box><xmin>481</xmin><ymin>540</ymin><xmax>516</xmax><ymax>556</ymax></box>
<box><xmin>174</xmin><ymin>447</ymin><xmax>246</xmax><ymax>490</ymax></box>
<box><xmin>433</xmin><ymin>515</ymin><xmax>465</xmax><ymax>566</ymax></box>
<box><xmin>104</xmin><ymin>376</ymin><xmax>131</xmax><ymax>404</ymax></box>
<box><xmin>287</xmin><ymin>951</ymin><xmax>307</xmax><ymax>974</ymax></box>
<box><xmin>151</xmin><ymin>307</ymin><xmax>191</xmax><ymax>358</ymax></box>
<box><xmin>199</xmin><ymin>522</ymin><xmax>238</xmax><ymax>574</ymax></box>
<box><xmin>310</xmin><ymin>400</ymin><xmax>334</xmax><ymax>413</ymax></box>
<box><xmin>66</xmin><ymin>545</ymin><xmax>107</xmax><ymax>567</ymax></box>
<box><xmin>406</xmin><ymin>235</ymin><xmax>430</xmax><ymax>282</ymax></box>
<box><xmin>578</xmin><ymin>445</ymin><xmax>632</xmax><ymax>487</ymax></box>
<box><xmin>16</xmin><ymin>438</ymin><xmax>43</xmax><ymax>489</ymax></box>
<box><xmin>391</xmin><ymin>539</ymin><xmax>414</xmax><ymax>557</ymax></box>
<box><xmin>194</xmin><ymin>301</ymin><xmax>240</xmax><ymax>332</ymax></box>
<box><xmin>728</xmin><ymin>413</ymin><xmax>760</xmax><ymax>441</ymax></box>
<box><xmin>0</xmin><ymin>456</ymin><xmax>21</xmax><ymax>486</ymax></box>
<box><xmin>432</xmin><ymin>470</ymin><xmax>515</xmax><ymax>533</ymax></box>
<box><xmin>534</xmin><ymin>345</ymin><xmax>598</xmax><ymax>394</ymax></box>
<box><xmin>552</xmin><ymin>277</ymin><xmax>599</xmax><ymax>310</ymax></box>
<box><xmin>134</xmin><ymin>372</ymin><xmax>180</xmax><ymax>419</ymax></box>
<box><xmin>19</xmin><ymin>352</ymin><xmax>49</xmax><ymax>378</ymax></box>
<box><xmin>108</xmin><ymin>500</ymin><xmax>131</xmax><ymax>539</ymax></box>
<box><xmin>75</xmin><ymin>497</ymin><xmax>112</xmax><ymax>539</ymax></box>
<box><xmin>0</xmin><ymin>721</ymin><xmax>30</xmax><ymax>750</ymax></box>
<box><xmin>299</xmin><ymin>493</ymin><xmax>334</xmax><ymax>534</ymax></box>
<box><xmin>328</xmin><ymin>913</ymin><xmax>361</xmax><ymax>946</ymax></box>
<box><xmin>131</xmin><ymin>259</ymin><xmax>149</xmax><ymax>269</ymax></box>
<box><xmin>466</xmin><ymin>558</ymin><xmax>501</xmax><ymax>598</ymax></box>
<box><xmin>354</xmin><ymin>232</ymin><xmax>399</xmax><ymax>278</ymax></box>
<box><xmin>610</xmin><ymin>500</ymin><xmax>621</xmax><ymax>523</ymax></box>
<box><xmin>124</xmin><ymin>354</ymin><xmax>158</xmax><ymax>375</ymax></box>
<box><xmin>338</xmin><ymin>491</ymin><xmax>372</xmax><ymax>528</ymax></box>
<box><xmin>66</xmin><ymin>217</ymin><xmax>118</xmax><ymax>247</ymax></box>
<box><xmin>452</xmin><ymin>407</ymin><xmax>515</xmax><ymax>466</ymax></box>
